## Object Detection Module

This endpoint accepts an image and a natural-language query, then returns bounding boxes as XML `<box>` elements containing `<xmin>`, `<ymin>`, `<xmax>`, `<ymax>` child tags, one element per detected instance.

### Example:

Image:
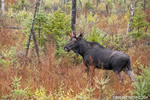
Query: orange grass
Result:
<box><xmin>0</xmin><ymin>11</ymin><xmax>150</xmax><ymax>98</ymax></box>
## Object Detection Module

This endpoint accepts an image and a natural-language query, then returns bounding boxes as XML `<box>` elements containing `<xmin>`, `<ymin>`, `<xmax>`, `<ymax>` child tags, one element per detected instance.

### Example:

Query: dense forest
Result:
<box><xmin>0</xmin><ymin>0</ymin><xmax>150</xmax><ymax>99</ymax></box>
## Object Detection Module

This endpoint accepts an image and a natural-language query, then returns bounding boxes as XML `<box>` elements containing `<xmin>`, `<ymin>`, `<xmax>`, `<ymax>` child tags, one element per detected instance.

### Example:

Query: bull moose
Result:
<box><xmin>64</xmin><ymin>33</ymin><xmax>135</xmax><ymax>84</ymax></box>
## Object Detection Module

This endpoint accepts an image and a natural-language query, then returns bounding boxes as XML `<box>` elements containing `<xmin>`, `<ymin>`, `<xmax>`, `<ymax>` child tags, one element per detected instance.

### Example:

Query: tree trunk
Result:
<box><xmin>106</xmin><ymin>4</ymin><xmax>109</xmax><ymax>15</ymax></box>
<box><xmin>127</xmin><ymin>0</ymin><xmax>134</xmax><ymax>34</ymax></box>
<box><xmin>124</xmin><ymin>0</ymin><xmax>126</xmax><ymax>3</ymax></box>
<box><xmin>32</xmin><ymin>30</ymin><xmax>40</xmax><ymax>62</ymax></box>
<box><xmin>96</xmin><ymin>0</ymin><xmax>100</xmax><ymax>7</ymax></box>
<box><xmin>85</xmin><ymin>1</ymin><xmax>88</xmax><ymax>19</ymax></box>
<box><xmin>64</xmin><ymin>0</ymin><xmax>66</xmax><ymax>4</ymax></box>
<box><xmin>1</xmin><ymin>0</ymin><xmax>4</xmax><ymax>16</ymax></box>
<box><xmin>143</xmin><ymin>0</ymin><xmax>146</xmax><ymax>10</ymax></box>
<box><xmin>135</xmin><ymin>0</ymin><xmax>139</xmax><ymax>7</ymax></box>
<box><xmin>39</xmin><ymin>20</ymin><xmax>41</xmax><ymax>38</ymax></box>
<box><xmin>26</xmin><ymin>0</ymin><xmax>41</xmax><ymax>63</ymax></box>
<box><xmin>71</xmin><ymin>0</ymin><xmax>76</xmax><ymax>35</ymax></box>
<box><xmin>79</xmin><ymin>0</ymin><xmax>82</xmax><ymax>8</ymax></box>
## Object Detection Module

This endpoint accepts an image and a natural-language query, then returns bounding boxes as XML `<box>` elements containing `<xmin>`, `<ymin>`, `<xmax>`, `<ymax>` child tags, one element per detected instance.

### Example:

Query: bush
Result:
<box><xmin>3</xmin><ymin>76</ymin><xmax>29</xmax><ymax>99</ymax></box>
<box><xmin>85</xmin><ymin>26</ymin><xmax>126</xmax><ymax>51</ymax></box>
<box><xmin>11</xmin><ymin>0</ymin><xmax>30</xmax><ymax>11</ymax></box>
<box><xmin>133</xmin><ymin>64</ymin><xmax>150</xmax><ymax>98</ymax></box>
<box><xmin>0</xmin><ymin>47</ymin><xmax>16</xmax><ymax>68</ymax></box>
<box><xmin>86</xmin><ymin>26</ymin><xmax>106</xmax><ymax>46</ymax></box>
<box><xmin>105</xmin><ymin>34</ymin><xmax>126</xmax><ymax>51</ymax></box>
<box><xmin>129</xmin><ymin>3</ymin><xmax>149</xmax><ymax>40</ymax></box>
<box><xmin>24</xmin><ymin>10</ymin><xmax>48</xmax><ymax>46</ymax></box>
<box><xmin>34</xmin><ymin>87</ymin><xmax>50</xmax><ymax>100</ymax></box>
<box><xmin>44</xmin><ymin>9</ymin><xmax>71</xmax><ymax>57</ymax></box>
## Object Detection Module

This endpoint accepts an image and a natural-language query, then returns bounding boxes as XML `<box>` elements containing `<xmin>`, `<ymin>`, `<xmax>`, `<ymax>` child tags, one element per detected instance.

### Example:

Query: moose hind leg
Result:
<box><xmin>114</xmin><ymin>71</ymin><xmax>123</xmax><ymax>84</ymax></box>
<box><xmin>124</xmin><ymin>67</ymin><xmax>136</xmax><ymax>81</ymax></box>
<box><xmin>118</xmin><ymin>73</ymin><xmax>123</xmax><ymax>84</ymax></box>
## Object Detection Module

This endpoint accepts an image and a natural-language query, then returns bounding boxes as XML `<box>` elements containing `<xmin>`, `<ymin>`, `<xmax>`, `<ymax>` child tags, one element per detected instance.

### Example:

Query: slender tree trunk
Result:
<box><xmin>26</xmin><ymin>0</ymin><xmax>41</xmax><ymax>63</ymax></box>
<box><xmin>64</xmin><ymin>0</ymin><xmax>66</xmax><ymax>4</ymax></box>
<box><xmin>79</xmin><ymin>0</ymin><xmax>82</xmax><ymax>8</ymax></box>
<box><xmin>85</xmin><ymin>1</ymin><xmax>88</xmax><ymax>19</ymax></box>
<box><xmin>106</xmin><ymin>4</ymin><xmax>109</xmax><ymax>15</ymax></box>
<box><xmin>143</xmin><ymin>0</ymin><xmax>146</xmax><ymax>10</ymax></box>
<box><xmin>1</xmin><ymin>0</ymin><xmax>4</xmax><ymax>16</ymax></box>
<box><xmin>71</xmin><ymin>0</ymin><xmax>76</xmax><ymax>35</ymax></box>
<box><xmin>135</xmin><ymin>0</ymin><xmax>139</xmax><ymax>7</ymax></box>
<box><xmin>32</xmin><ymin>30</ymin><xmax>40</xmax><ymax>62</ymax></box>
<box><xmin>96</xmin><ymin>0</ymin><xmax>100</xmax><ymax>7</ymax></box>
<box><xmin>124</xmin><ymin>0</ymin><xmax>126</xmax><ymax>3</ymax></box>
<box><xmin>127</xmin><ymin>0</ymin><xmax>134</xmax><ymax>34</ymax></box>
<box><xmin>39</xmin><ymin>20</ymin><xmax>41</xmax><ymax>38</ymax></box>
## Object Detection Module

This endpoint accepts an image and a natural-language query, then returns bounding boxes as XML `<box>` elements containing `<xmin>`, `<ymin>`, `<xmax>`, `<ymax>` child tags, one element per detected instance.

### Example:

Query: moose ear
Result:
<box><xmin>78</xmin><ymin>32</ymin><xmax>83</xmax><ymax>38</ymax></box>
<box><xmin>70</xmin><ymin>31</ymin><xmax>77</xmax><ymax>38</ymax></box>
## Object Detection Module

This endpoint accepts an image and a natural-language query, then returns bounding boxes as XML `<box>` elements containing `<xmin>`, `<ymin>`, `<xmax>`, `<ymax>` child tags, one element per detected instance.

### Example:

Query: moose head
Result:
<box><xmin>64</xmin><ymin>33</ymin><xmax>83</xmax><ymax>53</ymax></box>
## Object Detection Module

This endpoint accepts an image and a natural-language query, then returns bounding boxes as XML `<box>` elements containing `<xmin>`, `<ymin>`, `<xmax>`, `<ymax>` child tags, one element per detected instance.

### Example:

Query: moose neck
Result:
<box><xmin>78</xmin><ymin>39</ymin><xmax>89</xmax><ymax>57</ymax></box>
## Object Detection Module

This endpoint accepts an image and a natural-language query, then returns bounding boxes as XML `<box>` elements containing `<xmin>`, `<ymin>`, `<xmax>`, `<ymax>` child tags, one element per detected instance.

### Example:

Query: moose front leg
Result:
<box><xmin>87</xmin><ymin>65</ymin><xmax>95</xmax><ymax>88</ymax></box>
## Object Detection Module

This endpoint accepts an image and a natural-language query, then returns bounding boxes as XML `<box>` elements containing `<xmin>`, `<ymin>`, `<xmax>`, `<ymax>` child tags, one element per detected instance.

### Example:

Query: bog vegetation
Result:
<box><xmin>0</xmin><ymin>0</ymin><xmax>150</xmax><ymax>100</ymax></box>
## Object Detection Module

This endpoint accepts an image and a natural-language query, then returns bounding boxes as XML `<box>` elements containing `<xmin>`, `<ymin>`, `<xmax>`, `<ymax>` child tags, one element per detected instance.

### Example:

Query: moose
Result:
<box><xmin>64</xmin><ymin>33</ymin><xmax>135</xmax><ymax>85</ymax></box>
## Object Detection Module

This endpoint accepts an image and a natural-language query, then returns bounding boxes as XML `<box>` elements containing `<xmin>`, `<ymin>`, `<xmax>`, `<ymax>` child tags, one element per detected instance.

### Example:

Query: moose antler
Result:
<box><xmin>77</xmin><ymin>32</ymin><xmax>83</xmax><ymax>38</ymax></box>
<box><xmin>70</xmin><ymin>31</ymin><xmax>76</xmax><ymax>38</ymax></box>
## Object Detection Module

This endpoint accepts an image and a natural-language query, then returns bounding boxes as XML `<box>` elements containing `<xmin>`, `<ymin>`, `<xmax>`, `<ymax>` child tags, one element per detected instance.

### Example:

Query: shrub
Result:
<box><xmin>76</xmin><ymin>87</ymin><xmax>96</xmax><ymax>100</ymax></box>
<box><xmin>133</xmin><ymin>64</ymin><xmax>150</xmax><ymax>98</ymax></box>
<box><xmin>34</xmin><ymin>87</ymin><xmax>50</xmax><ymax>100</ymax></box>
<box><xmin>24</xmin><ymin>10</ymin><xmax>48</xmax><ymax>46</ymax></box>
<box><xmin>3</xmin><ymin>76</ymin><xmax>29</xmax><ymax>99</ymax></box>
<box><xmin>85</xmin><ymin>26</ymin><xmax>126</xmax><ymax>51</ymax></box>
<box><xmin>87</xmin><ymin>12</ymin><xmax>98</xmax><ymax>23</ymax></box>
<box><xmin>54</xmin><ymin>82</ymin><xmax>74</xmax><ymax>100</ymax></box>
<box><xmin>0</xmin><ymin>47</ymin><xmax>16</xmax><ymax>68</ymax></box>
<box><xmin>94</xmin><ymin>76</ymin><xmax>110</xmax><ymax>100</ymax></box>
<box><xmin>105</xmin><ymin>34</ymin><xmax>126</xmax><ymax>51</ymax></box>
<box><xmin>11</xmin><ymin>0</ymin><xmax>30</xmax><ymax>11</ymax></box>
<box><xmin>44</xmin><ymin>9</ymin><xmax>71</xmax><ymax>57</ymax></box>
<box><xmin>129</xmin><ymin>3</ymin><xmax>149</xmax><ymax>40</ymax></box>
<box><xmin>86</xmin><ymin>26</ymin><xmax>106</xmax><ymax>46</ymax></box>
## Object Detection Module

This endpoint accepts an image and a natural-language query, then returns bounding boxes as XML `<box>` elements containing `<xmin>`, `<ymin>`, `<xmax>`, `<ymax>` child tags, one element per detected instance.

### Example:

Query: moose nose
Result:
<box><xmin>64</xmin><ymin>47</ymin><xmax>69</xmax><ymax>52</ymax></box>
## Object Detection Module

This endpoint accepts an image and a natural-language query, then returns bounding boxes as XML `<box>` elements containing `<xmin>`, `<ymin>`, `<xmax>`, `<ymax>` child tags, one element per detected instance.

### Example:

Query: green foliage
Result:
<box><xmin>85</xmin><ymin>26</ymin><xmax>125</xmax><ymax>51</ymax></box>
<box><xmin>3</xmin><ymin>76</ymin><xmax>29</xmax><ymax>99</ymax></box>
<box><xmin>86</xmin><ymin>26</ymin><xmax>106</xmax><ymax>46</ymax></box>
<box><xmin>94</xmin><ymin>76</ymin><xmax>110</xmax><ymax>100</ymax></box>
<box><xmin>80</xmin><ymin>0</ymin><xmax>94</xmax><ymax>9</ymax></box>
<box><xmin>85</xmin><ymin>87</ymin><xmax>96</xmax><ymax>99</ymax></box>
<box><xmin>24</xmin><ymin>11</ymin><xmax>48</xmax><ymax>46</ymax></box>
<box><xmin>105</xmin><ymin>0</ymin><xmax>115</xmax><ymax>13</ymax></box>
<box><xmin>34</xmin><ymin>87</ymin><xmax>50</xmax><ymax>100</ymax></box>
<box><xmin>129</xmin><ymin>4</ymin><xmax>149</xmax><ymax>40</ymax></box>
<box><xmin>106</xmin><ymin>34</ymin><xmax>126</xmax><ymax>51</ymax></box>
<box><xmin>86</xmin><ymin>1</ymin><xmax>94</xmax><ymax>9</ymax></box>
<box><xmin>55</xmin><ymin>35</ymin><xmax>68</xmax><ymax>57</ymax></box>
<box><xmin>0</xmin><ymin>47</ymin><xmax>16</xmax><ymax>67</ymax></box>
<box><xmin>11</xmin><ymin>0</ymin><xmax>30</xmax><ymax>11</ymax></box>
<box><xmin>24</xmin><ymin>9</ymin><xmax>71</xmax><ymax>57</ymax></box>
<box><xmin>44</xmin><ymin>9</ymin><xmax>71</xmax><ymax>39</ymax></box>
<box><xmin>54</xmin><ymin>82</ymin><xmax>74</xmax><ymax>100</ymax></box>
<box><xmin>34</xmin><ymin>11</ymin><xmax>48</xmax><ymax>46</ymax></box>
<box><xmin>43</xmin><ymin>0</ymin><xmax>60</xmax><ymax>11</ymax></box>
<box><xmin>133</xmin><ymin>64</ymin><xmax>150</xmax><ymax>98</ymax></box>
<box><xmin>64</xmin><ymin>1</ymin><xmax>72</xmax><ymax>12</ymax></box>
<box><xmin>44</xmin><ymin>9</ymin><xmax>71</xmax><ymax>57</ymax></box>
<box><xmin>87</xmin><ymin>12</ymin><xmax>98</xmax><ymax>23</ymax></box>
<box><xmin>76</xmin><ymin>87</ymin><xmax>96</xmax><ymax>100</ymax></box>
<box><xmin>16</xmin><ymin>10</ymin><xmax>31</xmax><ymax>24</ymax></box>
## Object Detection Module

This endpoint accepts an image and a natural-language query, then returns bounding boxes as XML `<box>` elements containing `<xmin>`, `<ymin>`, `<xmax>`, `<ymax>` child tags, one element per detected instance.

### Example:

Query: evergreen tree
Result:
<box><xmin>129</xmin><ymin>4</ymin><xmax>149</xmax><ymax>40</ymax></box>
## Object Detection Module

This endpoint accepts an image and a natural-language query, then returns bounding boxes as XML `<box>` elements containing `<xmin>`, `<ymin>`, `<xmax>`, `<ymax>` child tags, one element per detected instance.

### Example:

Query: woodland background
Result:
<box><xmin>0</xmin><ymin>0</ymin><xmax>150</xmax><ymax>99</ymax></box>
